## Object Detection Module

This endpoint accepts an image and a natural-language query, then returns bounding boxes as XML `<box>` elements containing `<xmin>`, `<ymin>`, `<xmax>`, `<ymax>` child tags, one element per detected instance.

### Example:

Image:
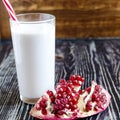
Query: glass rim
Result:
<box><xmin>10</xmin><ymin>13</ymin><xmax>55</xmax><ymax>24</ymax></box>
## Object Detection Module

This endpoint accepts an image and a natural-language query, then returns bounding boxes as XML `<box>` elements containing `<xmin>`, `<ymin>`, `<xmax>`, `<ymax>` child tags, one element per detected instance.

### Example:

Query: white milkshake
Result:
<box><xmin>10</xmin><ymin>13</ymin><xmax>55</xmax><ymax>104</ymax></box>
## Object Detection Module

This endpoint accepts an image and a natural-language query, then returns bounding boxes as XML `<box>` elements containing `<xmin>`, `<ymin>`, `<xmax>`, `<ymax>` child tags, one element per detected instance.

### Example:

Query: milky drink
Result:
<box><xmin>11</xmin><ymin>23</ymin><xmax>55</xmax><ymax>99</ymax></box>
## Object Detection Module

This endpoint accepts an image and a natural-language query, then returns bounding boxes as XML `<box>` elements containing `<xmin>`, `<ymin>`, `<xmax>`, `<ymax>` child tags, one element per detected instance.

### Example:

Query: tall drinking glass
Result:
<box><xmin>10</xmin><ymin>13</ymin><xmax>55</xmax><ymax>104</ymax></box>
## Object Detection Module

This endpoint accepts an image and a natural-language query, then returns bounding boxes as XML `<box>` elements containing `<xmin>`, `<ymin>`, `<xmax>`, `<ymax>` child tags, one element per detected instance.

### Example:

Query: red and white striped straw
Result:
<box><xmin>2</xmin><ymin>0</ymin><xmax>17</xmax><ymax>21</ymax></box>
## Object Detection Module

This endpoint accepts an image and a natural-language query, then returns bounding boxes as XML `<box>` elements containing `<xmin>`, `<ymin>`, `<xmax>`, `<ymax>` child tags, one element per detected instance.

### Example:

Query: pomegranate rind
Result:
<box><xmin>30</xmin><ymin>107</ymin><xmax>77</xmax><ymax>120</ymax></box>
<box><xmin>30</xmin><ymin>107</ymin><xmax>54</xmax><ymax>120</ymax></box>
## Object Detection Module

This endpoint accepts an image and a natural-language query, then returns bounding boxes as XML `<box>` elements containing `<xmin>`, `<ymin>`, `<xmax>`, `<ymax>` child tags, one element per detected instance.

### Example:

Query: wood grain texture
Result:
<box><xmin>0</xmin><ymin>38</ymin><xmax>120</xmax><ymax>120</ymax></box>
<box><xmin>1</xmin><ymin>0</ymin><xmax>120</xmax><ymax>39</ymax></box>
<box><xmin>0</xmin><ymin>0</ymin><xmax>11</xmax><ymax>39</ymax></box>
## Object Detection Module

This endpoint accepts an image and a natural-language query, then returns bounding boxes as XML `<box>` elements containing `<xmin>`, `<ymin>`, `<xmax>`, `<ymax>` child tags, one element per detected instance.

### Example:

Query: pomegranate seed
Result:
<box><xmin>56</xmin><ymin>93</ymin><xmax>62</xmax><ymax>99</ymax></box>
<box><xmin>95</xmin><ymin>101</ymin><xmax>104</xmax><ymax>110</ymax></box>
<box><xmin>72</xmin><ymin>112</ymin><xmax>77</xmax><ymax>116</ymax></box>
<box><xmin>41</xmin><ymin>108</ymin><xmax>47</xmax><ymax>115</ymax></box>
<box><xmin>47</xmin><ymin>90</ymin><xmax>54</xmax><ymax>97</ymax></box>
<box><xmin>86</xmin><ymin>88</ymin><xmax>91</xmax><ymax>93</ymax></box>
<box><xmin>71</xmin><ymin>105</ymin><xmax>77</xmax><ymax>111</ymax></box>
<box><xmin>79</xmin><ymin>90</ymin><xmax>83</xmax><ymax>94</ymax></box>
<box><xmin>69</xmin><ymin>101</ymin><xmax>73</xmax><ymax>106</ymax></box>
<box><xmin>64</xmin><ymin>98</ymin><xmax>69</xmax><ymax>103</ymax></box>
<box><xmin>72</xmin><ymin>80</ymin><xmax>79</xmax><ymax>86</ymax></box>
<box><xmin>57</xmin><ymin>89</ymin><xmax>63</xmax><ymax>94</ymax></box>
<box><xmin>99</xmin><ymin>94</ymin><xmax>107</xmax><ymax>103</ymax></box>
<box><xmin>100</xmin><ymin>98</ymin><xmax>107</xmax><ymax>104</ymax></box>
<box><xmin>70</xmin><ymin>92</ymin><xmax>76</xmax><ymax>97</ymax></box>
<box><xmin>60</xmin><ymin>98</ymin><xmax>65</xmax><ymax>104</ymax></box>
<box><xmin>50</xmin><ymin>96</ymin><xmax>55</xmax><ymax>102</ymax></box>
<box><xmin>66</xmin><ymin>87</ymin><xmax>71</xmax><ymax>95</ymax></box>
<box><xmin>62</xmin><ymin>92</ymin><xmax>67</xmax><ymax>98</ymax></box>
<box><xmin>92</xmin><ymin>93</ymin><xmax>98</xmax><ymax>101</ymax></box>
<box><xmin>69</xmin><ymin>75</ymin><xmax>75</xmax><ymax>80</ymax></box>
<box><xmin>60</xmin><ymin>79</ymin><xmax>66</xmax><ymax>84</ymax></box>
<box><xmin>66</xmin><ymin>104</ymin><xmax>70</xmax><ymax>109</ymax></box>
<box><xmin>81</xmin><ymin>78</ymin><xmax>85</xmax><ymax>82</ymax></box>
<box><xmin>60</xmin><ymin>85</ymin><xmax>67</xmax><ymax>92</ymax></box>
<box><xmin>55</xmin><ymin>99</ymin><xmax>61</xmax><ymax>104</ymax></box>
<box><xmin>59</xmin><ymin>104</ymin><xmax>64</xmax><ymax>110</ymax></box>
<box><xmin>75</xmin><ymin>75</ymin><xmax>82</xmax><ymax>80</ymax></box>
<box><xmin>75</xmin><ymin>75</ymin><xmax>84</xmax><ymax>83</ymax></box>
<box><xmin>95</xmin><ymin>85</ymin><xmax>102</xmax><ymax>92</ymax></box>
<box><xmin>54</xmin><ymin>105</ymin><xmax>59</xmax><ymax>110</ymax></box>
<box><xmin>95</xmin><ymin>97</ymin><xmax>100</xmax><ymax>102</ymax></box>
<box><xmin>37</xmin><ymin>96</ymin><xmax>46</xmax><ymax>104</ymax></box>
<box><xmin>70</xmin><ymin>92</ymin><xmax>79</xmax><ymax>100</ymax></box>
<box><xmin>78</xmin><ymin>81</ymin><xmax>82</xmax><ymax>85</ymax></box>
<box><xmin>40</xmin><ymin>100</ymin><xmax>47</xmax><ymax>108</ymax></box>
<box><xmin>72</xmin><ymin>98</ymin><xmax>78</xmax><ymax>104</ymax></box>
<box><xmin>68</xmin><ymin>83</ymin><xmax>74</xmax><ymax>89</ymax></box>
<box><xmin>86</xmin><ymin>101</ymin><xmax>93</xmax><ymax>111</ymax></box>
<box><xmin>42</xmin><ymin>97</ymin><xmax>47</xmax><ymax>102</ymax></box>
<box><xmin>100</xmin><ymin>93</ymin><xmax>106</xmax><ymax>99</ymax></box>
<box><xmin>36</xmin><ymin>103</ymin><xmax>41</xmax><ymax>110</ymax></box>
<box><xmin>75</xmin><ymin>93</ymin><xmax>79</xmax><ymax>99</ymax></box>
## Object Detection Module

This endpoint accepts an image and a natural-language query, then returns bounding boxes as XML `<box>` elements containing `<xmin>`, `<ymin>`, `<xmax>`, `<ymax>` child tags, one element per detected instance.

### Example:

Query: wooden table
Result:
<box><xmin>0</xmin><ymin>38</ymin><xmax>120</xmax><ymax>120</ymax></box>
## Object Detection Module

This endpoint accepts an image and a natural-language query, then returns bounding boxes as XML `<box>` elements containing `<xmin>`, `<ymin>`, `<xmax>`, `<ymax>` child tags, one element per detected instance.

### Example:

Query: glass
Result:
<box><xmin>10</xmin><ymin>13</ymin><xmax>55</xmax><ymax>104</ymax></box>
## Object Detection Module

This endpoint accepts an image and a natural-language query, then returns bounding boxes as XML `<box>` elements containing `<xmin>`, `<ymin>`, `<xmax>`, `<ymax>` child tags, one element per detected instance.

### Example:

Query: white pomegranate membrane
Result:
<box><xmin>30</xmin><ymin>75</ymin><xmax>111</xmax><ymax>120</ymax></box>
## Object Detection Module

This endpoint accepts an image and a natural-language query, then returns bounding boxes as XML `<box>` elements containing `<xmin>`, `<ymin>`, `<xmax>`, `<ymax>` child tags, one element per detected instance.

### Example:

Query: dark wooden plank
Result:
<box><xmin>0</xmin><ymin>41</ymin><xmax>12</xmax><ymax>65</ymax></box>
<box><xmin>0</xmin><ymin>38</ymin><xmax>120</xmax><ymax>120</ymax></box>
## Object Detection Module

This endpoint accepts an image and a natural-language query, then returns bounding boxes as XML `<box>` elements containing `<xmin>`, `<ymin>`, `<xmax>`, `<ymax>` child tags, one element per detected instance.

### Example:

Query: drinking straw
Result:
<box><xmin>2</xmin><ymin>0</ymin><xmax>17</xmax><ymax>21</ymax></box>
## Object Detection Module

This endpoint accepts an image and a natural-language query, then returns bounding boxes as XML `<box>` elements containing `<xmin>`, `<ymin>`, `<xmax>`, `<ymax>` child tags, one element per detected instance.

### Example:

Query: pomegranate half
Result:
<box><xmin>30</xmin><ymin>75</ymin><xmax>111</xmax><ymax>120</ymax></box>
